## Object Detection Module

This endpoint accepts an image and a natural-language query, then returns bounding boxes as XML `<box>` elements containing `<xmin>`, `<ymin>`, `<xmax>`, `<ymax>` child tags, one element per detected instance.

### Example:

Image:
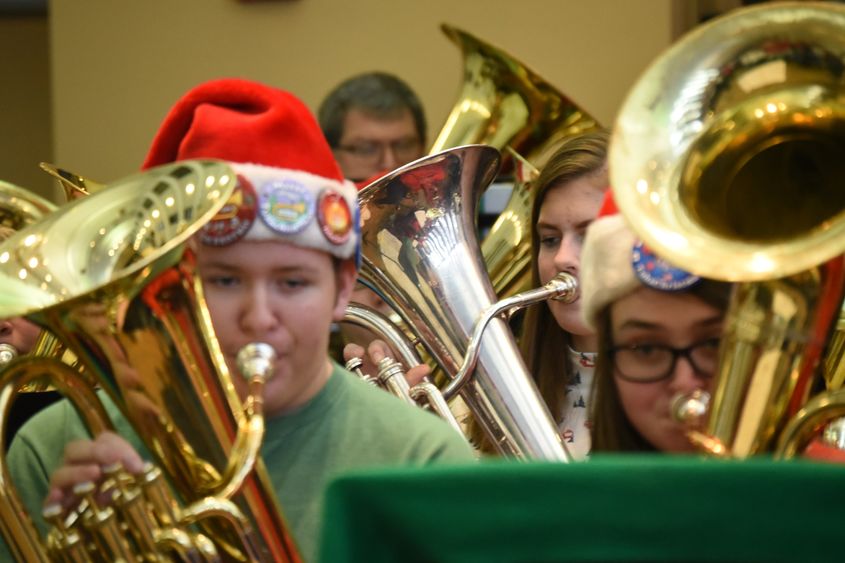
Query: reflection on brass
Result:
<box><xmin>0</xmin><ymin>160</ymin><xmax>300</xmax><ymax>561</ymax></box>
<box><xmin>481</xmin><ymin>149</ymin><xmax>539</xmax><ymax>297</ymax></box>
<box><xmin>38</xmin><ymin>162</ymin><xmax>105</xmax><ymax>202</ymax></box>
<box><xmin>356</xmin><ymin>145</ymin><xmax>569</xmax><ymax>461</ymax></box>
<box><xmin>431</xmin><ymin>24</ymin><xmax>600</xmax><ymax>171</ymax></box>
<box><xmin>610</xmin><ymin>3</ymin><xmax>845</xmax><ymax>458</ymax></box>
<box><xmin>432</xmin><ymin>25</ymin><xmax>601</xmax><ymax>298</ymax></box>
<box><xmin>0</xmin><ymin>180</ymin><xmax>55</xmax><ymax>231</ymax></box>
<box><xmin>0</xmin><ymin>180</ymin><xmax>67</xmax><ymax>393</ymax></box>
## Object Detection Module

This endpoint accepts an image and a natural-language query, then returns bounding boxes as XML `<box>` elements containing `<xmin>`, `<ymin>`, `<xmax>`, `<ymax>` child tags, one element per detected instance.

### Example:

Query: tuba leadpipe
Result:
<box><xmin>0</xmin><ymin>160</ymin><xmax>300</xmax><ymax>561</ymax></box>
<box><xmin>611</xmin><ymin>1</ymin><xmax>845</xmax><ymax>458</ymax></box>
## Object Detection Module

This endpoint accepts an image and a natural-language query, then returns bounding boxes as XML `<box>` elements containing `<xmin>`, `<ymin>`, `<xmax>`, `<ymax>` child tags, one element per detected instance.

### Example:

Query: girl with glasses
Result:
<box><xmin>580</xmin><ymin>193</ymin><xmax>732</xmax><ymax>453</ymax></box>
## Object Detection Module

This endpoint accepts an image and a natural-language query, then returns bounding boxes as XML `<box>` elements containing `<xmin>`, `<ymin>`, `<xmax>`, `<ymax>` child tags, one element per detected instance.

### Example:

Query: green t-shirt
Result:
<box><xmin>1</xmin><ymin>362</ymin><xmax>475</xmax><ymax>562</ymax></box>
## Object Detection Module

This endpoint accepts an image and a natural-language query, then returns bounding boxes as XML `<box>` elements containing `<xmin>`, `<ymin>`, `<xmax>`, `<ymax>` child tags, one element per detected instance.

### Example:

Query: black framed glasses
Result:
<box><xmin>609</xmin><ymin>338</ymin><xmax>721</xmax><ymax>383</ymax></box>
<box><xmin>335</xmin><ymin>138</ymin><xmax>422</xmax><ymax>164</ymax></box>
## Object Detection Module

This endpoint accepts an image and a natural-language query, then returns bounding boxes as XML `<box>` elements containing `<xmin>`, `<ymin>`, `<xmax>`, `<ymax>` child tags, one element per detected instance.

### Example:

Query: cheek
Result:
<box><xmin>615</xmin><ymin>378</ymin><xmax>662</xmax><ymax>424</ymax></box>
<box><xmin>204</xmin><ymin>293</ymin><xmax>238</xmax><ymax>345</ymax></box>
<box><xmin>15</xmin><ymin>320</ymin><xmax>42</xmax><ymax>350</ymax></box>
<box><xmin>537</xmin><ymin>249</ymin><xmax>556</xmax><ymax>282</ymax></box>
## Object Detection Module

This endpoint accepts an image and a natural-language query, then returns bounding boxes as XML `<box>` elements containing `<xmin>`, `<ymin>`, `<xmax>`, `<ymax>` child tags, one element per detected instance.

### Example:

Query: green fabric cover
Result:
<box><xmin>320</xmin><ymin>455</ymin><xmax>845</xmax><ymax>563</ymax></box>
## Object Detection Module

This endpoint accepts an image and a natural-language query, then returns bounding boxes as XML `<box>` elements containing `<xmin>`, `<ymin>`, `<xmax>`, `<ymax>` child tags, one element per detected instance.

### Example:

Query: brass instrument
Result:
<box><xmin>0</xmin><ymin>160</ymin><xmax>299</xmax><ymax>561</ymax></box>
<box><xmin>432</xmin><ymin>24</ymin><xmax>601</xmax><ymax>297</ymax></box>
<box><xmin>344</xmin><ymin>272</ymin><xmax>578</xmax><ymax>442</ymax></box>
<box><xmin>610</xmin><ymin>2</ymin><xmax>845</xmax><ymax>458</ymax></box>
<box><xmin>357</xmin><ymin>145</ymin><xmax>571</xmax><ymax>460</ymax></box>
<box><xmin>0</xmin><ymin>180</ymin><xmax>55</xmax><ymax>230</ymax></box>
<box><xmin>431</xmin><ymin>24</ymin><xmax>600</xmax><ymax>170</ymax></box>
<box><xmin>39</xmin><ymin>161</ymin><xmax>105</xmax><ymax>201</ymax></box>
<box><xmin>481</xmin><ymin>149</ymin><xmax>539</xmax><ymax>297</ymax></box>
<box><xmin>0</xmin><ymin>182</ymin><xmax>69</xmax><ymax>389</ymax></box>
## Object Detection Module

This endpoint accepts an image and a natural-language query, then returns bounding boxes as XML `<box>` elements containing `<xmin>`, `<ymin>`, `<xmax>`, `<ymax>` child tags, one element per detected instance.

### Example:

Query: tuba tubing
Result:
<box><xmin>358</xmin><ymin>145</ymin><xmax>570</xmax><ymax>461</ymax></box>
<box><xmin>0</xmin><ymin>160</ymin><xmax>300</xmax><ymax>561</ymax></box>
<box><xmin>610</xmin><ymin>2</ymin><xmax>845</xmax><ymax>457</ymax></box>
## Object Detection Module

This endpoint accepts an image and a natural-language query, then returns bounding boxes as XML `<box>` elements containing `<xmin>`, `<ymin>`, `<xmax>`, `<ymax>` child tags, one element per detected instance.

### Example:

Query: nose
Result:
<box><xmin>380</xmin><ymin>145</ymin><xmax>400</xmax><ymax>171</ymax></box>
<box><xmin>553</xmin><ymin>233</ymin><xmax>580</xmax><ymax>275</ymax></box>
<box><xmin>668</xmin><ymin>355</ymin><xmax>706</xmax><ymax>395</ymax></box>
<box><xmin>0</xmin><ymin>320</ymin><xmax>13</xmax><ymax>339</ymax></box>
<box><xmin>240</xmin><ymin>286</ymin><xmax>279</xmax><ymax>336</ymax></box>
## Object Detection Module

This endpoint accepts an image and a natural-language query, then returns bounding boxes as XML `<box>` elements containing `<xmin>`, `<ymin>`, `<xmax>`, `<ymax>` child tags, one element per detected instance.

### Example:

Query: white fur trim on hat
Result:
<box><xmin>579</xmin><ymin>214</ymin><xmax>640</xmax><ymax>331</ymax></box>
<box><xmin>222</xmin><ymin>162</ymin><xmax>359</xmax><ymax>260</ymax></box>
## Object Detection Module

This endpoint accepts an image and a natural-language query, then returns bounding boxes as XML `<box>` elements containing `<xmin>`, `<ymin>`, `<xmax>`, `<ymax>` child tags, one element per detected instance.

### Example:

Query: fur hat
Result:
<box><xmin>580</xmin><ymin>191</ymin><xmax>699</xmax><ymax>330</ymax></box>
<box><xmin>143</xmin><ymin>78</ymin><xmax>359</xmax><ymax>260</ymax></box>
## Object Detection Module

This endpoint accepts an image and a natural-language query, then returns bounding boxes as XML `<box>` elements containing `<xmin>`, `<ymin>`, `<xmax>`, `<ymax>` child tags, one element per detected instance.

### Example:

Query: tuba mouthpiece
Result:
<box><xmin>548</xmin><ymin>272</ymin><xmax>579</xmax><ymax>303</ymax></box>
<box><xmin>0</xmin><ymin>343</ymin><xmax>18</xmax><ymax>367</ymax></box>
<box><xmin>236</xmin><ymin>343</ymin><xmax>277</xmax><ymax>382</ymax></box>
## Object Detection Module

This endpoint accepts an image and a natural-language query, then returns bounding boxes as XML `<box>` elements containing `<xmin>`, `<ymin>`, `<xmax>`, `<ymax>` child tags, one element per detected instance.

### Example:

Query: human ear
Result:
<box><xmin>331</xmin><ymin>258</ymin><xmax>358</xmax><ymax>321</ymax></box>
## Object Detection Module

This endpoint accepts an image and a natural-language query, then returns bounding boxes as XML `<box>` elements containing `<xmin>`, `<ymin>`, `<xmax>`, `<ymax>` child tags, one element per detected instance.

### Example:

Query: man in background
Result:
<box><xmin>319</xmin><ymin>72</ymin><xmax>426</xmax><ymax>184</ymax></box>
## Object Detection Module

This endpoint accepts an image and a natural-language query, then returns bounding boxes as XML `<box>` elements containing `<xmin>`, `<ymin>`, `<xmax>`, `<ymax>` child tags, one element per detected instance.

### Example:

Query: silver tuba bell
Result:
<box><xmin>357</xmin><ymin>145</ymin><xmax>570</xmax><ymax>461</ymax></box>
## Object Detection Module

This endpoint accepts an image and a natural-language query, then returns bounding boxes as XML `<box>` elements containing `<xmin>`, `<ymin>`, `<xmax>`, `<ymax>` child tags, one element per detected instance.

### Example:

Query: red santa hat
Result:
<box><xmin>143</xmin><ymin>78</ymin><xmax>359</xmax><ymax>260</ymax></box>
<box><xmin>580</xmin><ymin>190</ymin><xmax>700</xmax><ymax>331</ymax></box>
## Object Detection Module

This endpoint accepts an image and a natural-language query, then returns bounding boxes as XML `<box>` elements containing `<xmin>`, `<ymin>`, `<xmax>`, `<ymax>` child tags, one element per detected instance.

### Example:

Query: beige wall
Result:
<box><xmin>50</xmin><ymin>0</ymin><xmax>675</xmax><ymax>183</ymax></box>
<box><xmin>0</xmin><ymin>16</ymin><xmax>54</xmax><ymax>200</ymax></box>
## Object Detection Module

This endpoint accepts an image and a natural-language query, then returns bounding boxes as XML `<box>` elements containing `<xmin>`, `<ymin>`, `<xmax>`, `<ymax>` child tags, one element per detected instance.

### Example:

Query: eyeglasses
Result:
<box><xmin>335</xmin><ymin>138</ymin><xmax>422</xmax><ymax>164</ymax></box>
<box><xmin>609</xmin><ymin>338</ymin><xmax>721</xmax><ymax>383</ymax></box>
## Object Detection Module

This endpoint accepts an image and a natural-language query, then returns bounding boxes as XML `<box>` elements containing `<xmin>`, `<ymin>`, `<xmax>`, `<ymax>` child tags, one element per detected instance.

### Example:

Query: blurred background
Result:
<box><xmin>0</xmin><ymin>0</ymin><xmax>763</xmax><ymax>200</ymax></box>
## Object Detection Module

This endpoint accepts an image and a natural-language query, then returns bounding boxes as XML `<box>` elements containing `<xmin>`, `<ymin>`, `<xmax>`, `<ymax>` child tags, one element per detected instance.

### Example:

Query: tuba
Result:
<box><xmin>610</xmin><ymin>2</ymin><xmax>845</xmax><ymax>458</ymax></box>
<box><xmin>357</xmin><ymin>145</ymin><xmax>570</xmax><ymax>460</ymax></box>
<box><xmin>0</xmin><ymin>160</ymin><xmax>300</xmax><ymax>561</ymax></box>
<box><xmin>432</xmin><ymin>24</ymin><xmax>602</xmax><ymax>297</ymax></box>
<box><xmin>430</xmin><ymin>24</ymin><xmax>600</xmax><ymax>171</ymax></box>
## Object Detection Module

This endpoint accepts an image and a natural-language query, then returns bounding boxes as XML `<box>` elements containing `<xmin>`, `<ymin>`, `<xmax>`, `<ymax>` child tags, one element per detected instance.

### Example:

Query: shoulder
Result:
<box><xmin>332</xmin><ymin>366</ymin><xmax>476</xmax><ymax>463</ymax></box>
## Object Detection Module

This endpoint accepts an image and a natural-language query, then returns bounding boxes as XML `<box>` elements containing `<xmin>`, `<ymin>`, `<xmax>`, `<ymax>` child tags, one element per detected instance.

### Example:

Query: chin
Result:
<box><xmin>550</xmin><ymin>306</ymin><xmax>588</xmax><ymax>336</ymax></box>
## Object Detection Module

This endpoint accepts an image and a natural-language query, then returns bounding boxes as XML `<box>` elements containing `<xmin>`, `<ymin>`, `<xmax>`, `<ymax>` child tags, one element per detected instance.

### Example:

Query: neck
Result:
<box><xmin>571</xmin><ymin>333</ymin><xmax>598</xmax><ymax>354</ymax></box>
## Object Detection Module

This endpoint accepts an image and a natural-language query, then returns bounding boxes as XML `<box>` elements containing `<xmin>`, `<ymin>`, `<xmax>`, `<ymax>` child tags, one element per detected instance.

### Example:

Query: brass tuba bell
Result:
<box><xmin>610</xmin><ymin>2</ymin><xmax>845</xmax><ymax>458</ymax></box>
<box><xmin>0</xmin><ymin>160</ymin><xmax>300</xmax><ymax>561</ymax></box>
<box><xmin>431</xmin><ymin>24</ymin><xmax>601</xmax><ymax>297</ymax></box>
<box><xmin>431</xmin><ymin>24</ymin><xmax>600</xmax><ymax>171</ymax></box>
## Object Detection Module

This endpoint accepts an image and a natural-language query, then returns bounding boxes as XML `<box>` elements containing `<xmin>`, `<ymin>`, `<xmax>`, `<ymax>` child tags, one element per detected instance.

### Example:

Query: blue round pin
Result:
<box><xmin>631</xmin><ymin>240</ymin><xmax>700</xmax><ymax>291</ymax></box>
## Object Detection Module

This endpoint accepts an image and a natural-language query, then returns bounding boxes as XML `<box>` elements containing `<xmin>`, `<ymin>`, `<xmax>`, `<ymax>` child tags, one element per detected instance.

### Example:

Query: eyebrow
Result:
<box><xmin>200</xmin><ymin>261</ymin><xmax>319</xmax><ymax>275</ymax></box>
<box><xmin>615</xmin><ymin>313</ymin><xmax>724</xmax><ymax>333</ymax></box>
<box><xmin>536</xmin><ymin>218</ymin><xmax>593</xmax><ymax>232</ymax></box>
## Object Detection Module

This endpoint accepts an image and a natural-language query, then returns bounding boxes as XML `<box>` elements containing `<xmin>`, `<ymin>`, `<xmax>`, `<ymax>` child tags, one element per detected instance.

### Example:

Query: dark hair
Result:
<box><xmin>318</xmin><ymin>72</ymin><xmax>426</xmax><ymax>148</ymax></box>
<box><xmin>519</xmin><ymin>129</ymin><xmax>610</xmax><ymax>420</ymax></box>
<box><xmin>589</xmin><ymin>279</ymin><xmax>733</xmax><ymax>452</ymax></box>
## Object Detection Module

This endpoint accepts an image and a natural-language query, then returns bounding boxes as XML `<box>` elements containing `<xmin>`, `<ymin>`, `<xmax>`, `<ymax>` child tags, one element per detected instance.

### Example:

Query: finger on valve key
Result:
<box><xmin>45</xmin><ymin>431</ymin><xmax>144</xmax><ymax>512</ymax></box>
<box><xmin>366</xmin><ymin>339</ymin><xmax>431</xmax><ymax>387</ymax></box>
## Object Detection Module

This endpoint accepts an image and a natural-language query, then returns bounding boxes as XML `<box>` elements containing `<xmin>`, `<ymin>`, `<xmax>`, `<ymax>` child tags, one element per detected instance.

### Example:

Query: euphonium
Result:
<box><xmin>0</xmin><ymin>181</ymin><xmax>72</xmax><ymax>388</ymax></box>
<box><xmin>39</xmin><ymin>161</ymin><xmax>106</xmax><ymax>201</ymax></box>
<box><xmin>0</xmin><ymin>160</ymin><xmax>299</xmax><ymax>561</ymax></box>
<box><xmin>0</xmin><ymin>180</ymin><xmax>55</xmax><ymax>231</ymax></box>
<box><xmin>480</xmin><ymin>149</ymin><xmax>539</xmax><ymax>297</ymax></box>
<box><xmin>432</xmin><ymin>25</ymin><xmax>601</xmax><ymax>297</ymax></box>
<box><xmin>610</xmin><ymin>2</ymin><xmax>845</xmax><ymax>458</ymax></box>
<box><xmin>431</xmin><ymin>24</ymin><xmax>600</xmax><ymax>170</ymax></box>
<box><xmin>357</xmin><ymin>145</ymin><xmax>571</xmax><ymax>460</ymax></box>
<box><xmin>344</xmin><ymin>271</ymin><xmax>578</xmax><ymax>441</ymax></box>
